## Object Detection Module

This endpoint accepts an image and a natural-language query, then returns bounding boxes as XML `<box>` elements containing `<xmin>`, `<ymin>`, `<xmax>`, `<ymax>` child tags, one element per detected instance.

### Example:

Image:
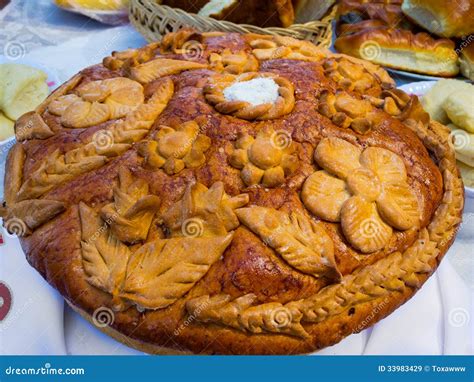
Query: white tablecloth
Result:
<box><xmin>0</xmin><ymin>24</ymin><xmax>472</xmax><ymax>356</ymax></box>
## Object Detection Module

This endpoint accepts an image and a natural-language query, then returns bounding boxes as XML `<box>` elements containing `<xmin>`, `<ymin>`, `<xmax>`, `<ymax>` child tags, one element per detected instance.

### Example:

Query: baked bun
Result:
<box><xmin>457</xmin><ymin>161</ymin><xmax>474</xmax><ymax>188</ymax></box>
<box><xmin>334</xmin><ymin>27</ymin><xmax>459</xmax><ymax>77</ymax></box>
<box><xmin>443</xmin><ymin>91</ymin><xmax>474</xmax><ymax>133</ymax></box>
<box><xmin>1</xmin><ymin>29</ymin><xmax>463</xmax><ymax>355</ymax></box>
<box><xmin>459</xmin><ymin>38</ymin><xmax>474</xmax><ymax>80</ymax></box>
<box><xmin>421</xmin><ymin>79</ymin><xmax>473</xmax><ymax>124</ymax></box>
<box><xmin>401</xmin><ymin>0</ymin><xmax>474</xmax><ymax>38</ymax></box>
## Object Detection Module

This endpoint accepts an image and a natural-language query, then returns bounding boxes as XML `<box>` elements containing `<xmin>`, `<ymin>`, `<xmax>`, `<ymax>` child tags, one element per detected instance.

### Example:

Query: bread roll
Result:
<box><xmin>443</xmin><ymin>91</ymin><xmax>474</xmax><ymax>133</ymax></box>
<box><xmin>459</xmin><ymin>38</ymin><xmax>474</xmax><ymax>81</ymax></box>
<box><xmin>457</xmin><ymin>161</ymin><xmax>474</xmax><ymax>188</ymax></box>
<box><xmin>401</xmin><ymin>0</ymin><xmax>474</xmax><ymax>38</ymax></box>
<box><xmin>421</xmin><ymin>79</ymin><xmax>473</xmax><ymax>124</ymax></box>
<box><xmin>334</xmin><ymin>28</ymin><xmax>459</xmax><ymax>77</ymax></box>
<box><xmin>447</xmin><ymin>124</ymin><xmax>474</xmax><ymax>167</ymax></box>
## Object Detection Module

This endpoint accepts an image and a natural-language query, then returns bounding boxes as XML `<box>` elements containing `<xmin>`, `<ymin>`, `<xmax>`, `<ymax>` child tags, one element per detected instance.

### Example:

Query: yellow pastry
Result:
<box><xmin>457</xmin><ymin>161</ymin><xmax>474</xmax><ymax>188</ymax></box>
<box><xmin>443</xmin><ymin>90</ymin><xmax>474</xmax><ymax>133</ymax></box>
<box><xmin>0</xmin><ymin>64</ymin><xmax>48</xmax><ymax>121</ymax></box>
<box><xmin>421</xmin><ymin>79</ymin><xmax>472</xmax><ymax>124</ymax></box>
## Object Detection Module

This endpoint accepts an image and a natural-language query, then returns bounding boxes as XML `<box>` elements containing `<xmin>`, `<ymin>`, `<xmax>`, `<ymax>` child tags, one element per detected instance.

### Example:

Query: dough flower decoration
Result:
<box><xmin>302</xmin><ymin>137</ymin><xmax>420</xmax><ymax>253</ymax></box>
<box><xmin>100</xmin><ymin>167</ymin><xmax>161</xmax><ymax>244</ymax></box>
<box><xmin>129</xmin><ymin>58</ymin><xmax>207</xmax><ymax>84</ymax></box>
<box><xmin>137</xmin><ymin>121</ymin><xmax>211</xmax><ymax>175</ymax></box>
<box><xmin>209</xmin><ymin>49</ymin><xmax>259</xmax><ymax>74</ymax></box>
<box><xmin>248</xmin><ymin>35</ymin><xmax>326</xmax><ymax>62</ymax></box>
<box><xmin>322</xmin><ymin>57</ymin><xmax>377</xmax><ymax>93</ymax></box>
<box><xmin>162</xmin><ymin>181</ymin><xmax>249</xmax><ymax>238</ymax></box>
<box><xmin>364</xmin><ymin>89</ymin><xmax>430</xmax><ymax>124</ymax></box>
<box><xmin>204</xmin><ymin>72</ymin><xmax>295</xmax><ymax>120</ymax></box>
<box><xmin>229</xmin><ymin>127</ymin><xmax>298</xmax><ymax>188</ymax></box>
<box><xmin>48</xmin><ymin>77</ymin><xmax>144</xmax><ymax>128</ymax></box>
<box><xmin>318</xmin><ymin>90</ymin><xmax>376</xmax><ymax>134</ymax></box>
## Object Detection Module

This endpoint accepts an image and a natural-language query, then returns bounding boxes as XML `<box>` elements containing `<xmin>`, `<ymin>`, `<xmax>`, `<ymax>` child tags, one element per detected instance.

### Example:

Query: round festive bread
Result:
<box><xmin>1</xmin><ymin>29</ymin><xmax>464</xmax><ymax>355</ymax></box>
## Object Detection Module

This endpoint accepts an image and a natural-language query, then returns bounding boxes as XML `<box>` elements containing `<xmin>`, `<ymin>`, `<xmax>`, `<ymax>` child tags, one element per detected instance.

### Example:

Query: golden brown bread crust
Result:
<box><xmin>2</xmin><ymin>30</ymin><xmax>464</xmax><ymax>354</ymax></box>
<box><xmin>162</xmin><ymin>0</ymin><xmax>295</xmax><ymax>27</ymax></box>
<box><xmin>335</xmin><ymin>0</ymin><xmax>460</xmax><ymax>77</ymax></box>
<box><xmin>401</xmin><ymin>0</ymin><xmax>474</xmax><ymax>38</ymax></box>
<box><xmin>334</xmin><ymin>27</ymin><xmax>459</xmax><ymax>77</ymax></box>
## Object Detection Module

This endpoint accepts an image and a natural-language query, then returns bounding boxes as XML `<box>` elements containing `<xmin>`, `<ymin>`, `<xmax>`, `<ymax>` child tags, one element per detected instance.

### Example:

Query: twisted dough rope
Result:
<box><xmin>203</xmin><ymin>72</ymin><xmax>295</xmax><ymax>120</ymax></box>
<box><xmin>187</xmin><ymin>119</ymin><xmax>464</xmax><ymax>338</ymax></box>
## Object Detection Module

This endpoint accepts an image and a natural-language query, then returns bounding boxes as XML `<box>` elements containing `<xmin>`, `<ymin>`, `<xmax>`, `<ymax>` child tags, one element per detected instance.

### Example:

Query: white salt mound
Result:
<box><xmin>223</xmin><ymin>78</ymin><xmax>279</xmax><ymax>106</ymax></box>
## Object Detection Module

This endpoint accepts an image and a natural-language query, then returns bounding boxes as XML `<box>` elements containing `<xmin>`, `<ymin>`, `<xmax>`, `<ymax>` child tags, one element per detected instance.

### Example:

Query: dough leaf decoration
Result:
<box><xmin>235</xmin><ymin>207</ymin><xmax>340</xmax><ymax>281</ymax></box>
<box><xmin>100</xmin><ymin>168</ymin><xmax>161</xmax><ymax>244</ymax></box>
<box><xmin>15</xmin><ymin>111</ymin><xmax>54</xmax><ymax>141</ymax></box>
<box><xmin>130</xmin><ymin>58</ymin><xmax>207</xmax><ymax>83</ymax></box>
<box><xmin>120</xmin><ymin>233</ymin><xmax>234</xmax><ymax>310</ymax></box>
<box><xmin>79</xmin><ymin>202</ymin><xmax>131</xmax><ymax>310</ymax></box>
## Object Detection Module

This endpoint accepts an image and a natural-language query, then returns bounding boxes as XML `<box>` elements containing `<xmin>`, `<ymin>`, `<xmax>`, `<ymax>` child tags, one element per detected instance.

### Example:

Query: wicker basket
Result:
<box><xmin>129</xmin><ymin>0</ymin><xmax>336</xmax><ymax>47</ymax></box>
